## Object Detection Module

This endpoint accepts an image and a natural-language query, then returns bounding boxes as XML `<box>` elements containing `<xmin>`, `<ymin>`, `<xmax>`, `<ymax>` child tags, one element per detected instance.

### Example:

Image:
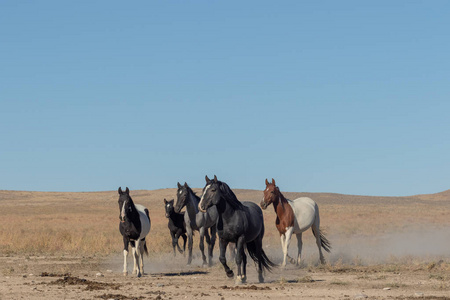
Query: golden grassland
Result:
<box><xmin>1</xmin><ymin>188</ymin><xmax>449</xmax><ymax>258</ymax></box>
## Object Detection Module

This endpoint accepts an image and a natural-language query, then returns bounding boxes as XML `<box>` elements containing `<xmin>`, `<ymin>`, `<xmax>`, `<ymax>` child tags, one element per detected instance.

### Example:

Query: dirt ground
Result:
<box><xmin>1</xmin><ymin>253</ymin><xmax>449</xmax><ymax>300</ymax></box>
<box><xmin>1</xmin><ymin>188</ymin><xmax>449</xmax><ymax>299</ymax></box>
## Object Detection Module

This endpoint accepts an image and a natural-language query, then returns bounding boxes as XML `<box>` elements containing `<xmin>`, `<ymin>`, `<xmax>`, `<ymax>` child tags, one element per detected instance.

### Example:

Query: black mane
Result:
<box><xmin>185</xmin><ymin>184</ymin><xmax>200</xmax><ymax>201</ymax></box>
<box><xmin>218</xmin><ymin>181</ymin><xmax>245</xmax><ymax>210</ymax></box>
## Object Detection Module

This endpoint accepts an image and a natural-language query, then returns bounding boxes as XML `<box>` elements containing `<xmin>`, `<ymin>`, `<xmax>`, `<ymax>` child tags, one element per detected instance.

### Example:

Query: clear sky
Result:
<box><xmin>1</xmin><ymin>1</ymin><xmax>449</xmax><ymax>196</ymax></box>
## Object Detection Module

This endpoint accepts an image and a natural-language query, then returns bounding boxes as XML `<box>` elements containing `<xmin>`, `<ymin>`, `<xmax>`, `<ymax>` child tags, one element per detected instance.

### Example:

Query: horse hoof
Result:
<box><xmin>235</xmin><ymin>275</ymin><xmax>246</xmax><ymax>285</ymax></box>
<box><xmin>258</xmin><ymin>274</ymin><xmax>264</xmax><ymax>283</ymax></box>
<box><xmin>123</xmin><ymin>272</ymin><xmax>128</xmax><ymax>276</ymax></box>
<box><xmin>226</xmin><ymin>270</ymin><xmax>234</xmax><ymax>278</ymax></box>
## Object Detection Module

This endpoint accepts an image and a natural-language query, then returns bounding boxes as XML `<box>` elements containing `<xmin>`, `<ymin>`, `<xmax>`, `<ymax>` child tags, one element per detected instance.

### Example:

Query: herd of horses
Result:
<box><xmin>118</xmin><ymin>176</ymin><xmax>331</xmax><ymax>284</ymax></box>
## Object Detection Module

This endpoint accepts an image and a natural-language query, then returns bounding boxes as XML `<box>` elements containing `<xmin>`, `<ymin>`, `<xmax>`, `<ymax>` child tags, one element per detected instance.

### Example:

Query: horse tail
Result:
<box><xmin>312</xmin><ymin>227</ymin><xmax>332</xmax><ymax>253</ymax></box>
<box><xmin>246</xmin><ymin>240</ymin><xmax>277</xmax><ymax>272</ymax></box>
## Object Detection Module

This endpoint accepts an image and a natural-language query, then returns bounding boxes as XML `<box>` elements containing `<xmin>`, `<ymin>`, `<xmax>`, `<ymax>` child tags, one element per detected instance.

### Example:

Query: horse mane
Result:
<box><xmin>219</xmin><ymin>181</ymin><xmax>245</xmax><ymax>210</ymax></box>
<box><xmin>277</xmin><ymin>188</ymin><xmax>289</xmax><ymax>211</ymax></box>
<box><xmin>185</xmin><ymin>184</ymin><xmax>200</xmax><ymax>202</ymax></box>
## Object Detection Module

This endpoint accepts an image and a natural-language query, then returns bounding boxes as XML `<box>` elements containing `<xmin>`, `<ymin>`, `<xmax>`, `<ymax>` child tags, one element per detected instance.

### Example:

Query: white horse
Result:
<box><xmin>260</xmin><ymin>179</ymin><xmax>330</xmax><ymax>267</ymax></box>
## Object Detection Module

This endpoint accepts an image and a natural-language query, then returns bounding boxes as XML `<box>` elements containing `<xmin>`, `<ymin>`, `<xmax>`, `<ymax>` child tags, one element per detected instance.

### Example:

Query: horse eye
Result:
<box><xmin>271</xmin><ymin>191</ymin><xmax>274</xmax><ymax>194</ymax></box>
<box><xmin>211</xmin><ymin>188</ymin><xmax>217</xmax><ymax>192</ymax></box>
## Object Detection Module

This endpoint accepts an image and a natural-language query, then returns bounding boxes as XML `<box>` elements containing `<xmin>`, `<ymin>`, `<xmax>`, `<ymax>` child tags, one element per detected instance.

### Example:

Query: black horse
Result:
<box><xmin>164</xmin><ymin>198</ymin><xmax>187</xmax><ymax>256</ymax></box>
<box><xmin>118</xmin><ymin>187</ymin><xmax>151</xmax><ymax>277</ymax></box>
<box><xmin>198</xmin><ymin>176</ymin><xmax>276</xmax><ymax>284</ymax></box>
<box><xmin>174</xmin><ymin>182</ymin><xmax>218</xmax><ymax>266</ymax></box>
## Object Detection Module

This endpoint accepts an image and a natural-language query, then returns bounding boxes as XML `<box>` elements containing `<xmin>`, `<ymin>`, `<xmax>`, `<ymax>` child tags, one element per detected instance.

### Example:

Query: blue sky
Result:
<box><xmin>1</xmin><ymin>1</ymin><xmax>449</xmax><ymax>196</ymax></box>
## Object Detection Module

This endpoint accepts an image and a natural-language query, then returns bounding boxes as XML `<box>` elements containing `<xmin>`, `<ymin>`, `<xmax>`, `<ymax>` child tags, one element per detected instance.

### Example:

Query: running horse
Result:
<box><xmin>260</xmin><ymin>179</ymin><xmax>331</xmax><ymax>267</ymax></box>
<box><xmin>118</xmin><ymin>187</ymin><xmax>151</xmax><ymax>277</ymax></box>
<box><xmin>174</xmin><ymin>182</ymin><xmax>217</xmax><ymax>266</ymax></box>
<box><xmin>164</xmin><ymin>198</ymin><xmax>187</xmax><ymax>256</ymax></box>
<box><xmin>199</xmin><ymin>175</ymin><xmax>276</xmax><ymax>284</ymax></box>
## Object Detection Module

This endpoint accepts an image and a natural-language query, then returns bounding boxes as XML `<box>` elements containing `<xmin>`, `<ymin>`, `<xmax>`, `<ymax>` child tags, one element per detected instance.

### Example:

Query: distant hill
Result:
<box><xmin>1</xmin><ymin>187</ymin><xmax>448</xmax><ymax>206</ymax></box>
<box><xmin>413</xmin><ymin>189</ymin><xmax>450</xmax><ymax>201</ymax></box>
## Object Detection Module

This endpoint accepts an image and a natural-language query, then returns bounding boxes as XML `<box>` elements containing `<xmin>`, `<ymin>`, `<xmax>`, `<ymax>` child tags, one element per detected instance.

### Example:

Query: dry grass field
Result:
<box><xmin>1</xmin><ymin>188</ymin><xmax>450</xmax><ymax>299</ymax></box>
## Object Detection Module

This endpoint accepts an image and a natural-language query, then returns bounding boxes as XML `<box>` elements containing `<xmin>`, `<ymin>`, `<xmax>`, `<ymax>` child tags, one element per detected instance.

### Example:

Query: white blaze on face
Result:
<box><xmin>199</xmin><ymin>184</ymin><xmax>211</xmax><ymax>210</ymax></box>
<box><xmin>121</xmin><ymin>200</ymin><xmax>127</xmax><ymax>220</ymax></box>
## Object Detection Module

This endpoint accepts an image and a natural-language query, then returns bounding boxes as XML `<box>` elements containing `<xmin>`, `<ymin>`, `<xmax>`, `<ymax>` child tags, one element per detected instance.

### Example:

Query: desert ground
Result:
<box><xmin>1</xmin><ymin>188</ymin><xmax>450</xmax><ymax>299</ymax></box>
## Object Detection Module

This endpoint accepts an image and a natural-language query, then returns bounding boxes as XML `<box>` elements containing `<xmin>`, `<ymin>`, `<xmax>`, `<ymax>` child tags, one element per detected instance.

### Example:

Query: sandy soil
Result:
<box><xmin>1</xmin><ymin>254</ymin><xmax>449</xmax><ymax>300</ymax></box>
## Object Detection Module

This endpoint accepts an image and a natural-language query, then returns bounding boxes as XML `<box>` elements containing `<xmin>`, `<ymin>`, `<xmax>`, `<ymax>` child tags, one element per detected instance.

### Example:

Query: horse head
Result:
<box><xmin>199</xmin><ymin>175</ymin><xmax>230</xmax><ymax>212</ymax></box>
<box><xmin>164</xmin><ymin>198</ymin><xmax>175</xmax><ymax>218</ymax></box>
<box><xmin>118</xmin><ymin>187</ymin><xmax>134</xmax><ymax>222</ymax></box>
<box><xmin>174</xmin><ymin>182</ymin><xmax>190</xmax><ymax>213</ymax></box>
<box><xmin>261</xmin><ymin>178</ymin><xmax>282</xmax><ymax>210</ymax></box>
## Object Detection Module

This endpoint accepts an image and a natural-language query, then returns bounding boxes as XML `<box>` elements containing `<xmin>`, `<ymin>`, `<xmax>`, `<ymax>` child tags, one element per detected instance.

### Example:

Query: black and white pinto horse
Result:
<box><xmin>199</xmin><ymin>176</ymin><xmax>276</xmax><ymax>284</ymax></box>
<box><xmin>118</xmin><ymin>187</ymin><xmax>151</xmax><ymax>277</ymax></box>
<box><xmin>164</xmin><ymin>198</ymin><xmax>187</xmax><ymax>256</ymax></box>
<box><xmin>174</xmin><ymin>182</ymin><xmax>218</xmax><ymax>266</ymax></box>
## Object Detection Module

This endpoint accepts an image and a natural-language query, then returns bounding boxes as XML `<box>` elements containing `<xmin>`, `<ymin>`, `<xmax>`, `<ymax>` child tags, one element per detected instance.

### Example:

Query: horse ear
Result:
<box><xmin>125</xmin><ymin>187</ymin><xmax>129</xmax><ymax>194</ymax></box>
<box><xmin>265</xmin><ymin>179</ymin><xmax>269</xmax><ymax>186</ymax></box>
<box><xmin>184</xmin><ymin>182</ymin><xmax>188</xmax><ymax>187</ymax></box>
<box><xmin>205</xmin><ymin>175</ymin><xmax>210</xmax><ymax>183</ymax></box>
<box><xmin>214</xmin><ymin>175</ymin><xmax>218</xmax><ymax>182</ymax></box>
<box><xmin>271</xmin><ymin>178</ymin><xmax>276</xmax><ymax>186</ymax></box>
<box><xmin>118</xmin><ymin>187</ymin><xmax>123</xmax><ymax>194</ymax></box>
<box><xmin>177</xmin><ymin>182</ymin><xmax>182</xmax><ymax>189</ymax></box>
<box><xmin>164</xmin><ymin>198</ymin><xmax>167</xmax><ymax>204</ymax></box>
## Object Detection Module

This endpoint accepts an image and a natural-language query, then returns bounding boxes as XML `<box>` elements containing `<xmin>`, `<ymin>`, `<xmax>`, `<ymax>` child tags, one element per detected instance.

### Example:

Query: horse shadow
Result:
<box><xmin>152</xmin><ymin>270</ymin><xmax>209</xmax><ymax>277</ymax></box>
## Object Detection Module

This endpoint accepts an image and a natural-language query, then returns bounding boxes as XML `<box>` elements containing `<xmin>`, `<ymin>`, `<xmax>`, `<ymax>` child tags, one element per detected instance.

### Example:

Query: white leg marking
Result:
<box><xmin>123</xmin><ymin>249</ymin><xmax>128</xmax><ymax>275</ymax></box>
<box><xmin>131</xmin><ymin>247</ymin><xmax>137</xmax><ymax>275</ymax></box>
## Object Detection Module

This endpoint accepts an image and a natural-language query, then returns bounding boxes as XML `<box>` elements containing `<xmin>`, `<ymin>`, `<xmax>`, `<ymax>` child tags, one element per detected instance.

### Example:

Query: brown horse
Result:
<box><xmin>260</xmin><ymin>179</ymin><xmax>331</xmax><ymax>267</ymax></box>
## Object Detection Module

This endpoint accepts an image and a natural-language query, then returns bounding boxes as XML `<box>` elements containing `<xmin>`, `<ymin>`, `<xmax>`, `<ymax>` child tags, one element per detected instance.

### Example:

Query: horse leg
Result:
<box><xmin>130</xmin><ymin>241</ymin><xmax>138</xmax><ymax>275</ymax></box>
<box><xmin>242</xmin><ymin>251</ymin><xmax>247</xmax><ymax>282</ymax></box>
<box><xmin>235</xmin><ymin>236</ymin><xmax>246</xmax><ymax>285</ymax></box>
<box><xmin>175</xmin><ymin>231</ymin><xmax>184</xmax><ymax>254</ymax></box>
<box><xmin>170</xmin><ymin>231</ymin><xmax>177</xmax><ymax>256</ymax></box>
<box><xmin>122</xmin><ymin>237</ymin><xmax>129</xmax><ymax>276</ymax></box>
<box><xmin>186</xmin><ymin>227</ymin><xmax>194</xmax><ymax>265</ymax></box>
<box><xmin>133</xmin><ymin>239</ymin><xmax>143</xmax><ymax>277</ymax></box>
<box><xmin>296</xmin><ymin>232</ymin><xmax>303</xmax><ymax>266</ymax></box>
<box><xmin>218</xmin><ymin>238</ymin><xmax>233</xmax><ymax>278</ymax></box>
<box><xmin>139</xmin><ymin>239</ymin><xmax>145</xmax><ymax>275</ymax></box>
<box><xmin>280</xmin><ymin>233</ymin><xmax>286</xmax><ymax>267</ymax></box>
<box><xmin>199</xmin><ymin>227</ymin><xmax>207</xmax><ymax>266</ymax></box>
<box><xmin>181</xmin><ymin>233</ymin><xmax>187</xmax><ymax>256</ymax></box>
<box><xmin>285</xmin><ymin>227</ymin><xmax>296</xmax><ymax>265</ymax></box>
<box><xmin>227</xmin><ymin>243</ymin><xmax>236</xmax><ymax>261</ymax></box>
<box><xmin>208</xmin><ymin>226</ymin><xmax>217</xmax><ymax>266</ymax></box>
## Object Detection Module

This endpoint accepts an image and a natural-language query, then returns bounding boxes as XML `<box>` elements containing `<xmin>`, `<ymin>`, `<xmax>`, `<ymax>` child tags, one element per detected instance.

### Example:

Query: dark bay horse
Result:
<box><xmin>164</xmin><ymin>198</ymin><xmax>187</xmax><ymax>256</ymax></box>
<box><xmin>118</xmin><ymin>187</ymin><xmax>151</xmax><ymax>277</ymax></box>
<box><xmin>174</xmin><ymin>182</ymin><xmax>218</xmax><ymax>266</ymax></box>
<box><xmin>199</xmin><ymin>175</ymin><xmax>276</xmax><ymax>284</ymax></box>
<box><xmin>260</xmin><ymin>179</ymin><xmax>331</xmax><ymax>267</ymax></box>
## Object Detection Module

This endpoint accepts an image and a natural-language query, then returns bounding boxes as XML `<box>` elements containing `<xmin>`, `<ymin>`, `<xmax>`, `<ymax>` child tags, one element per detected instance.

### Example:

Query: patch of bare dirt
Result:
<box><xmin>47</xmin><ymin>275</ymin><xmax>121</xmax><ymax>291</ymax></box>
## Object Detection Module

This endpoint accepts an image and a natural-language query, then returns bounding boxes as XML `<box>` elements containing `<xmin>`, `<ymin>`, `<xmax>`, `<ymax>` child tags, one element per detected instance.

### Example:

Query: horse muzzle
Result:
<box><xmin>198</xmin><ymin>203</ymin><xmax>207</xmax><ymax>213</ymax></box>
<box><xmin>260</xmin><ymin>200</ymin><xmax>268</xmax><ymax>210</ymax></box>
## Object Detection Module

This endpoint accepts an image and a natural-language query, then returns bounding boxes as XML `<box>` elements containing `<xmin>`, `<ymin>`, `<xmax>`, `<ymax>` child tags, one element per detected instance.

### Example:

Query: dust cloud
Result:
<box><xmin>103</xmin><ymin>227</ymin><xmax>450</xmax><ymax>275</ymax></box>
<box><xmin>327</xmin><ymin>227</ymin><xmax>450</xmax><ymax>264</ymax></box>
